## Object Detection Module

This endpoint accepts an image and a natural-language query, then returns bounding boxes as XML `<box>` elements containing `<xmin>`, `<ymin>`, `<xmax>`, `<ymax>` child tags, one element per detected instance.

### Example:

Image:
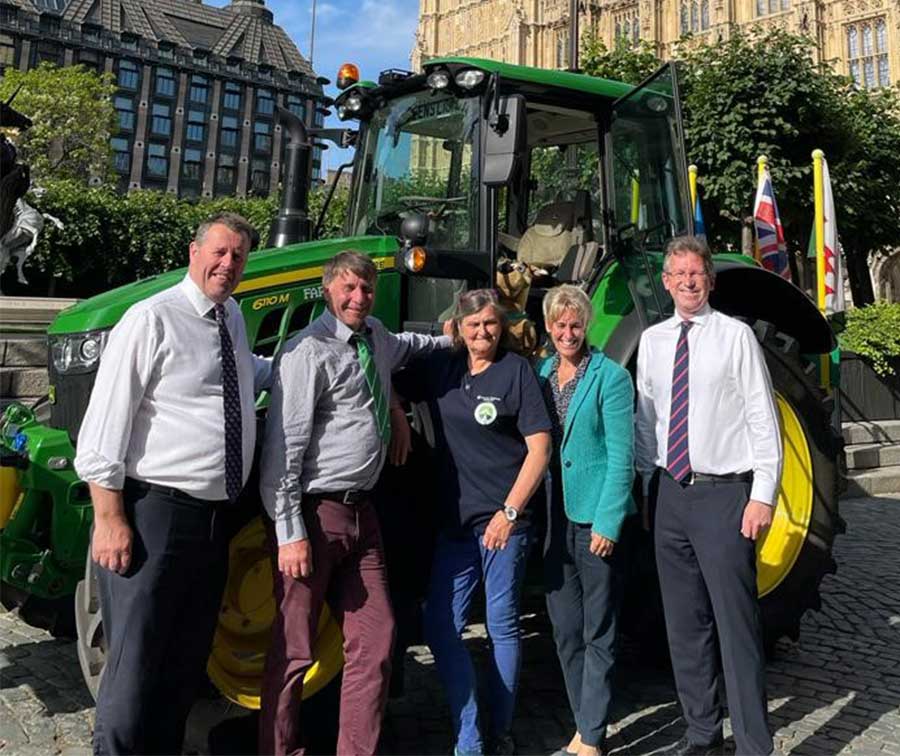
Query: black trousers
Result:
<box><xmin>543</xmin><ymin>477</ymin><xmax>626</xmax><ymax>749</ymax></box>
<box><xmin>93</xmin><ymin>481</ymin><xmax>229</xmax><ymax>756</ymax></box>
<box><xmin>653</xmin><ymin>471</ymin><xmax>772</xmax><ymax>756</ymax></box>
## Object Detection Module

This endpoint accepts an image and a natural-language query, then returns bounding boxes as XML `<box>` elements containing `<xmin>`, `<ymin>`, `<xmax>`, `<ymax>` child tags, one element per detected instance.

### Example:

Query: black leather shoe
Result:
<box><xmin>667</xmin><ymin>735</ymin><xmax>724</xmax><ymax>756</ymax></box>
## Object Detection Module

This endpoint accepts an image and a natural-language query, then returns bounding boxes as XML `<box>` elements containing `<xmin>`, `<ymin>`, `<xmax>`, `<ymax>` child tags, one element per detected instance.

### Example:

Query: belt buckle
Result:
<box><xmin>683</xmin><ymin>472</ymin><xmax>696</xmax><ymax>486</ymax></box>
<box><xmin>341</xmin><ymin>490</ymin><xmax>357</xmax><ymax>505</ymax></box>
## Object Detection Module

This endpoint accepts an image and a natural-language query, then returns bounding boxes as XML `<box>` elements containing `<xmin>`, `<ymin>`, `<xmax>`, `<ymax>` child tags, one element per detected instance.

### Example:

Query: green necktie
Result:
<box><xmin>352</xmin><ymin>333</ymin><xmax>391</xmax><ymax>444</ymax></box>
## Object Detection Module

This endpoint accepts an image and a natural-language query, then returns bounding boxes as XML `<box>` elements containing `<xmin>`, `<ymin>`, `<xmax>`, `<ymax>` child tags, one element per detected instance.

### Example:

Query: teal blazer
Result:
<box><xmin>537</xmin><ymin>348</ymin><xmax>636</xmax><ymax>541</ymax></box>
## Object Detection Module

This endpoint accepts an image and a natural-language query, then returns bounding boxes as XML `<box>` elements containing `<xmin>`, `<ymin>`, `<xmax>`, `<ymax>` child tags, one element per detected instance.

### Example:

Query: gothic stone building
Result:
<box><xmin>413</xmin><ymin>0</ymin><xmax>898</xmax><ymax>91</ymax></box>
<box><xmin>0</xmin><ymin>0</ymin><xmax>324</xmax><ymax>198</ymax></box>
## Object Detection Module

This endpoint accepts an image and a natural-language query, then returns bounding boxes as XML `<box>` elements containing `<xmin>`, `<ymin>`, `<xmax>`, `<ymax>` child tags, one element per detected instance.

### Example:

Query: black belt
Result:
<box><xmin>678</xmin><ymin>471</ymin><xmax>753</xmax><ymax>486</ymax></box>
<box><xmin>125</xmin><ymin>477</ymin><xmax>228</xmax><ymax>506</ymax></box>
<box><xmin>308</xmin><ymin>490</ymin><xmax>371</xmax><ymax>505</ymax></box>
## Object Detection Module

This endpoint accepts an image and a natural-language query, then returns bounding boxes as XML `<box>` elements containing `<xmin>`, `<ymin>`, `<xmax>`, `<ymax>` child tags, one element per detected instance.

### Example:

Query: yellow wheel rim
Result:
<box><xmin>207</xmin><ymin>516</ymin><xmax>345</xmax><ymax>709</ymax></box>
<box><xmin>756</xmin><ymin>393</ymin><xmax>814</xmax><ymax>597</ymax></box>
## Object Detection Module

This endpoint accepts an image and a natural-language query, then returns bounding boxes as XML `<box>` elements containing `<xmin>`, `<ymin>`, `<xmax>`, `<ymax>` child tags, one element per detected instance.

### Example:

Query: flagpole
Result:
<box><xmin>812</xmin><ymin>148</ymin><xmax>830</xmax><ymax>391</ymax></box>
<box><xmin>689</xmin><ymin>164</ymin><xmax>698</xmax><ymax>212</ymax></box>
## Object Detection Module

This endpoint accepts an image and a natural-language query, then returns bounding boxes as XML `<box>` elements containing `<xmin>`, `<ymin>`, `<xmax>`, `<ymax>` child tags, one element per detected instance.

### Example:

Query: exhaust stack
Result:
<box><xmin>267</xmin><ymin>105</ymin><xmax>313</xmax><ymax>248</ymax></box>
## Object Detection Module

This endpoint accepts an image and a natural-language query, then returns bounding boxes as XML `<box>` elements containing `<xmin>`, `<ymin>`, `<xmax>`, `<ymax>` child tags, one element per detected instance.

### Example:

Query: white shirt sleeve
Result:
<box><xmin>74</xmin><ymin>307</ymin><xmax>159</xmax><ymax>490</ymax></box>
<box><xmin>634</xmin><ymin>332</ymin><xmax>659</xmax><ymax>496</ymax></box>
<box><xmin>258</xmin><ymin>340</ymin><xmax>323</xmax><ymax>545</ymax></box>
<box><xmin>737</xmin><ymin>327</ymin><xmax>783</xmax><ymax>505</ymax></box>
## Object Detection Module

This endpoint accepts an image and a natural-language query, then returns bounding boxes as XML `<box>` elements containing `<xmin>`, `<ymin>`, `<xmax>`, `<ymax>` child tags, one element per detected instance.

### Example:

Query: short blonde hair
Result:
<box><xmin>542</xmin><ymin>284</ymin><xmax>593</xmax><ymax>328</ymax></box>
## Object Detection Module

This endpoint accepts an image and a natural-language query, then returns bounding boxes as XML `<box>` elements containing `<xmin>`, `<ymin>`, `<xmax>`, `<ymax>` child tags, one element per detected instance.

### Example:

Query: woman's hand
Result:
<box><xmin>483</xmin><ymin>511</ymin><xmax>515</xmax><ymax>550</ymax></box>
<box><xmin>589</xmin><ymin>532</ymin><xmax>615</xmax><ymax>558</ymax></box>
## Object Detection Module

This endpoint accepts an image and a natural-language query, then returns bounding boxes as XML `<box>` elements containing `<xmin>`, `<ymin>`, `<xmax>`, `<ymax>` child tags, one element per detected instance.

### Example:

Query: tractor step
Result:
<box><xmin>842</xmin><ymin>420</ymin><xmax>900</xmax><ymax>445</ymax></box>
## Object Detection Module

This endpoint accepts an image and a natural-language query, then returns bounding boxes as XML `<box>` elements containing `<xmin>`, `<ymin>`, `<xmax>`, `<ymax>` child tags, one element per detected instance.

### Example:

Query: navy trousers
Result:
<box><xmin>93</xmin><ymin>482</ymin><xmax>228</xmax><ymax>756</ymax></box>
<box><xmin>653</xmin><ymin>471</ymin><xmax>773</xmax><ymax>756</ymax></box>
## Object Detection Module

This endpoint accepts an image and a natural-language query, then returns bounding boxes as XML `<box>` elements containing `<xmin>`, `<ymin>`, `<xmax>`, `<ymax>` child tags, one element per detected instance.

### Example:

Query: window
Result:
<box><xmin>680</xmin><ymin>0</ymin><xmax>709</xmax><ymax>33</ymax></box>
<box><xmin>615</xmin><ymin>9</ymin><xmax>641</xmax><ymax>45</ymax></box>
<box><xmin>34</xmin><ymin>40</ymin><xmax>62</xmax><ymax>65</ymax></box>
<box><xmin>216</xmin><ymin>153</ymin><xmax>236</xmax><ymax>188</ymax></box>
<box><xmin>146</xmin><ymin>143</ymin><xmax>168</xmax><ymax>179</ymax></box>
<box><xmin>186</xmin><ymin>109</ymin><xmax>206</xmax><ymax>143</ymax></box>
<box><xmin>155</xmin><ymin>67</ymin><xmax>176</xmax><ymax>97</ymax></box>
<box><xmin>82</xmin><ymin>24</ymin><xmax>100</xmax><ymax>43</ymax></box>
<box><xmin>151</xmin><ymin>103</ymin><xmax>172</xmax><ymax>136</ymax></box>
<box><xmin>158</xmin><ymin>43</ymin><xmax>175</xmax><ymax>61</ymax></box>
<box><xmin>182</xmin><ymin>147</ymin><xmax>203</xmax><ymax>181</ymax></box>
<box><xmin>0</xmin><ymin>34</ymin><xmax>15</xmax><ymax>68</ymax></box>
<box><xmin>757</xmin><ymin>0</ymin><xmax>789</xmax><ymax>15</ymax></box>
<box><xmin>226</xmin><ymin>57</ymin><xmax>242</xmax><ymax>74</ymax></box>
<box><xmin>0</xmin><ymin>7</ymin><xmax>18</xmax><ymax>26</ymax></box>
<box><xmin>115</xmin><ymin>95</ymin><xmax>136</xmax><ymax>131</ymax></box>
<box><xmin>258</xmin><ymin>65</ymin><xmax>273</xmax><ymax>80</ymax></box>
<box><xmin>77</xmin><ymin>48</ymin><xmax>101</xmax><ymax>71</ymax></box>
<box><xmin>251</xmin><ymin>157</ymin><xmax>270</xmax><ymax>194</ymax></box>
<box><xmin>223</xmin><ymin>81</ymin><xmax>242</xmax><ymax>111</ymax></box>
<box><xmin>39</xmin><ymin>14</ymin><xmax>60</xmax><ymax>34</ymax></box>
<box><xmin>254</xmin><ymin>121</ymin><xmax>272</xmax><ymax>152</ymax></box>
<box><xmin>111</xmin><ymin>137</ymin><xmax>130</xmax><ymax>173</ymax></box>
<box><xmin>556</xmin><ymin>30</ymin><xmax>569</xmax><ymax>68</ymax></box>
<box><xmin>257</xmin><ymin>88</ymin><xmax>275</xmax><ymax>115</ymax></box>
<box><xmin>190</xmin><ymin>75</ymin><xmax>209</xmax><ymax>104</ymax></box>
<box><xmin>220</xmin><ymin>115</ymin><xmax>239</xmax><ymax>149</ymax></box>
<box><xmin>193</xmin><ymin>49</ymin><xmax>208</xmax><ymax>67</ymax></box>
<box><xmin>847</xmin><ymin>18</ymin><xmax>891</xmax><ymax>88</ymax></box>
<box><xmin>286</xmin><ymin>94</ymin><xmax>305</xmax><ymax>120</ymax></box>
<box><xmin>118</xmin><ymin>60</ymin><xmax>140</xmax><ymax>89</ymax></box>
<box><xmin>121</xmin><ymin>33</ymin><xmax>139</xmax><ymax>51</ymax></box>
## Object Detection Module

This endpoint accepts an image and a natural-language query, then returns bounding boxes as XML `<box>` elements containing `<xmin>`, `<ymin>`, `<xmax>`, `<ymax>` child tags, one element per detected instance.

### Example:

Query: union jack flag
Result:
<box><xmin>753</xmin><ymin>167</ymin><xmax>792</xmax><ymax>281</ymax></box>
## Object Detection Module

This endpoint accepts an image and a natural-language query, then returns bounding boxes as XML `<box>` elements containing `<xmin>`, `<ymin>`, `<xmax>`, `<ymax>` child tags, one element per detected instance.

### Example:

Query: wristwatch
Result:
<box><xmin>503</xmin><ymin>505</ymin><xmax>519</xmax><ymax>523</ymax></box>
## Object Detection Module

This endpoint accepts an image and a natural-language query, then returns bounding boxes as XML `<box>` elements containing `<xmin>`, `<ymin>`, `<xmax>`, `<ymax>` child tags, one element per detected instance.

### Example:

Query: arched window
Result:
<box><xmin>681</xmin><ymin>2</ymin><xmax>689</xmax><ymax>34</ymax></box>
<box><xmin>691</xmin><ymin>0</ymin><xmax>699</xmax><ymax>32</ymax></box>
<box><xmin>701</xmin><ymin>0</ymin><xmax>709</xmax><ymax>29</ymax></box>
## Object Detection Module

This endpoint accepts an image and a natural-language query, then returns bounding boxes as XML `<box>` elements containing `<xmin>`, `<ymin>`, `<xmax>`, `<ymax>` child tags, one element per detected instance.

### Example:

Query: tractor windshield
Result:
<box><xmin>349</xmin><ymin>91</ymin><xmax>480</xmax><ymax>251</ymax></box>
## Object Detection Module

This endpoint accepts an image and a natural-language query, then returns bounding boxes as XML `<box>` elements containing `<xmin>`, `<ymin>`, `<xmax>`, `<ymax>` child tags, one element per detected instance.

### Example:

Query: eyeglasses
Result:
<box><xmin>664</xmin><ymin>271</ymin><xmax>708</xmax><ymax>281</ymax></box>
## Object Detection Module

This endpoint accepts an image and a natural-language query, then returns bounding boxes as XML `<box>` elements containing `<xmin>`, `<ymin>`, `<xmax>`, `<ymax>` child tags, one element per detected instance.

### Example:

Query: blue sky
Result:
<box><xmin>211</xmin><ymin>0</ymin><xmax>420</xmax><ymax>170</ymax></box>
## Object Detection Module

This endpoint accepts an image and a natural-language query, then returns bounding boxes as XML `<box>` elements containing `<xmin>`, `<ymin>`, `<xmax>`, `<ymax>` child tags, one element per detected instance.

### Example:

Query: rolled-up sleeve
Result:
<box><xmin>258</xmin><ymin>340</ymin><xmax>322</xmax><ymax>545</ymax></box>
<box><xmin>74</xmin><ymin>308</ymin><xmax>158</xmax><ymax>490</ymax></box>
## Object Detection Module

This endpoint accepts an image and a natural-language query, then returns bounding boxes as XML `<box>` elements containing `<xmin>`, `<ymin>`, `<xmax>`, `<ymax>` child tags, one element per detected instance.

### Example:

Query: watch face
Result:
<box><xmin>504</xmin><ymin>506</ymin><xmax>517</xmax><ymax>522</ymax></box>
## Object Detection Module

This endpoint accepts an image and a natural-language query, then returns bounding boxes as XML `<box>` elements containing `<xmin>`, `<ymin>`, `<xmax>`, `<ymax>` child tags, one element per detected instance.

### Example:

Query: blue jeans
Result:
<box><xmin>423</xmin><ymin>527</ymin><xmax>531</xmax><ymax>755</ymax></box>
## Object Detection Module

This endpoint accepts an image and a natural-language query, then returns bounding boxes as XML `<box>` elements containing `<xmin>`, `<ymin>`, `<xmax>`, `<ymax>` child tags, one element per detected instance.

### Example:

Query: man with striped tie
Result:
<box><xmin>259</xmin><ymin>250</ymin><xmax>451</xmax><ymax>756</ymax></box>
<box><xmin>635</xmin><ymin>236</ymin><xmax>782</xmax><ymax>756</ymax></box>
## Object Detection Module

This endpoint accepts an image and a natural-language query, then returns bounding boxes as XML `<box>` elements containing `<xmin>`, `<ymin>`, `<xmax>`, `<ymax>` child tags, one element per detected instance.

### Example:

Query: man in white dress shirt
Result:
<box><xmin>74</xmin><ymin>212</ymin><xmax>266</xmax><ymax>755</ymax></box>
<box><xmin>635</xmin><ymin>236</ymin><xmax>782</xmax><ymax>756</ymax></box>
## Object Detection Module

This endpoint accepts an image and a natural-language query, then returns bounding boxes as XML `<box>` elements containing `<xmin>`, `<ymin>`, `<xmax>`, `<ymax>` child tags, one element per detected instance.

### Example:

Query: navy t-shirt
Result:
<box><xmin>395</xmin><ymin>349</ymin><xmax>551</xmax><ymax>534</ymax></box>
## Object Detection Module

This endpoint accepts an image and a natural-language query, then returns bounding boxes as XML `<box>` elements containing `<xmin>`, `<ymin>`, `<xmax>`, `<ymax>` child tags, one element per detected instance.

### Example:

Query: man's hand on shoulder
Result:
<box><xmin>92</xmin><ymin>513</ymin><xmax>133</xmax><ymax>574</ymax></box>
<box><xmin>278</xmin><ymin>539</ymin><xmax>313</xmax><ymax>579</ymax></box>
<box><xmin>741</xmin><ymin>499</ymin><xmax>773</xmax><ymax>541</ymax></box>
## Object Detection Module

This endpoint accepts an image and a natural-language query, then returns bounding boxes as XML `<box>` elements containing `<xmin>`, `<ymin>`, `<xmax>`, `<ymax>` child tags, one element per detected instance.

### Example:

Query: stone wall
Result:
<box><xmin>0</xmin><ymin>336</ymin><xmax>48</xmax><ymax>411</ymax></box>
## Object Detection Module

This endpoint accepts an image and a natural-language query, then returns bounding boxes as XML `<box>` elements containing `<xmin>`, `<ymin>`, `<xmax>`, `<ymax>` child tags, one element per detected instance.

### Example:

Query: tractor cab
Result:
<box><xmin>333</xmin><ymin>58</ymin><xmax>692</xmax><ymax>348</ymax></box>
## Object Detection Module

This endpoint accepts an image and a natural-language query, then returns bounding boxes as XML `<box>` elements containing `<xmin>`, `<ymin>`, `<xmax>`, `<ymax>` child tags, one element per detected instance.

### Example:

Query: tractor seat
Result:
<box><xmin>517</xmin><ymin>201</ymin><xmax>576</xmax><ymax>268</ymax></box>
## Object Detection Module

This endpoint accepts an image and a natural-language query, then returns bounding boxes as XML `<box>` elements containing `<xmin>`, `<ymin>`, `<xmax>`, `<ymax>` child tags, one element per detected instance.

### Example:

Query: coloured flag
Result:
<box><xmin>806</xmin><ymin>158</ymin><xmax>846</xmax><ymax>313</ymax></box>
<box><xmin>693</xmin><ymin>192</ymin><xmax>707</xmax><ymax>241</ymax></box>
<box><xmin>753</xmin><ymin>167</ymin><xmax>792</xmax><ymax>281</ymax></box>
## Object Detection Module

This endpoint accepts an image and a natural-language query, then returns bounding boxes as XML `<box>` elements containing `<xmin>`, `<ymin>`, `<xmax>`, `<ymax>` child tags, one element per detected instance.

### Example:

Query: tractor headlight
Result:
<box><xmin>426</xmin><ymin>71</ymin><xmax>450</xmax><ymax>90</ymax></box>
<box><xmin>455</xmin><ymin>69</ymin><xmax>485</xmax><ymax>90</ymax></box>
<box><xmin>50</xmin><ymin>330</ymin><xmax>110</xmax><ymax>375</ymax></box>
<box><xmin>346</xmin><ymin>94</ymin><xmax>363</xmax><ymax>112</ymax></box>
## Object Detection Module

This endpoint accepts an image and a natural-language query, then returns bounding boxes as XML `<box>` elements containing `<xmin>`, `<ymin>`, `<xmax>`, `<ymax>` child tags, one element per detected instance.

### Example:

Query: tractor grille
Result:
<box><xmin>48</xmin><ymin>364</ymin><xmax>97</xmax><ymax>442</ymax></box>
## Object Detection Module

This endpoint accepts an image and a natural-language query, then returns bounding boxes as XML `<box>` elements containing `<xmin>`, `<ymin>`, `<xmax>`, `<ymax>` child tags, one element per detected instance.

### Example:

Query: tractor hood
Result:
<box><xmin>47</xmin><ymin>235</ymin><xmax>400</xmax><ymax>336</ymax></box>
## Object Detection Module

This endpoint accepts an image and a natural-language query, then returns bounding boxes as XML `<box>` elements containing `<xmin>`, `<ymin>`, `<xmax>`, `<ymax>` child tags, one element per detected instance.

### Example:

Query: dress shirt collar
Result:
<box><xmin>180</xmin><ymin>274</ymin><xmax>222</xmax><ymax>319</ymax></box>
<box><xmin>666</xmin><ymin>302</ymin><xmax>712</xmax><ymax>329</ymax></box>
<box><xmin>319</xmin><ymin>307</ymin><xmax>372</xmax><ymax>343</ymax></box>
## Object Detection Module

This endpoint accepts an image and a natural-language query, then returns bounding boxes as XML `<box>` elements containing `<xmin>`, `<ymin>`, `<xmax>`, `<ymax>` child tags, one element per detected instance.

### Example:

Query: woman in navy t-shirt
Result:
<box><xmin>395</xmin><ymin>288</ymin><xmax>551</xmax><ymax>756</ymax></box>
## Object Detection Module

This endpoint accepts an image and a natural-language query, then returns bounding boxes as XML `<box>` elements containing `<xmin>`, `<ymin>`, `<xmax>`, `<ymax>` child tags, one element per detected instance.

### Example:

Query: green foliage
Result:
<box><xmin>0</xmin><ymin>63</ymin><xmax>118</xmax><ymax>185</ymax></box>
<box><xmin>580</xmin><ymin>35</ymin><xmax>660</xmax><ymax>85</ymax></box>
<box><xmin>309</xmin><ymin>183</ymin><xmax>350</xmax><ymax>238</ymax></box>
<box><xmin>838</xmin><ymin>302</ymin><xmax>900</xmax><ymax>376</ymax></box>
<box><xmin>20</xmin><ymin>182</ymin><xmax>349</xmax><ymax>297</ymax></box>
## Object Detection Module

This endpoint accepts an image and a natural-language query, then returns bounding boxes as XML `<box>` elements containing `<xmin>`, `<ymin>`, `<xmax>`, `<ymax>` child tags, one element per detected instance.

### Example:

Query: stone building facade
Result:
<box><xmin>412</xmin><ymin>0</ymin><xmax>898</xmax><ymax>91</ymax></box>
<box><xmin>0</xmin><ymin>0</ymin><xmax>324</xmax><ymax>198</ymax></box>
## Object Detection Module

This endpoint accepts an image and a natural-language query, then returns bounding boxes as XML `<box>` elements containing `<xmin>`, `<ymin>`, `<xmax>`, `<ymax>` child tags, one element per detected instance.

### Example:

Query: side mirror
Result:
<box><xmin>482</xmin><ymin>94</ymin><xmax>526</xmax><ymax>187</ymax></box>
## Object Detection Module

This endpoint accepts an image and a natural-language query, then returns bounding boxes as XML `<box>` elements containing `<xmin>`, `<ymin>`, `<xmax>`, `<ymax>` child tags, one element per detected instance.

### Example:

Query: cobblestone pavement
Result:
<box><xmin>1</xmin><ymin>495</ymin><xmax>898</xmax><ymax>756</ymax></box>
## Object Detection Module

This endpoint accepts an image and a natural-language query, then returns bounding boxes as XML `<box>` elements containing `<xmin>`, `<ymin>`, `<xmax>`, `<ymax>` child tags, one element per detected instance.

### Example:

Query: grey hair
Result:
<box><xmin>542</xmin><ymin>284</ymin><xmax>594</xmax><ymax>329</ymax></box>
<box><xmin>194</xmin><ymin>212</ymin><xmax>257</xmax><ymax>250</ymax></box>
<box><xmin>450</xmin><ymin>288</ymin><xmax>508</xmax><ymax>350</ymax></box>
<box><xmin>323</xmin><ymin>250</ymin><xmax>377</xmax><ymax>287</ymax></box>
<box><xmin>663</xmin><ymin>235</ymin><xmax>715</xmax><ymax>281</ymax></box>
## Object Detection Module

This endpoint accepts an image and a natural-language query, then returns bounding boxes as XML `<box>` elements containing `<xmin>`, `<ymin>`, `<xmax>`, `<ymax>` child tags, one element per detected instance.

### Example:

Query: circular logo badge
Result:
<box><xmin>474</xmin><ymin>401</ymin><xmax>497</xmax><ymax>426</ymax></box>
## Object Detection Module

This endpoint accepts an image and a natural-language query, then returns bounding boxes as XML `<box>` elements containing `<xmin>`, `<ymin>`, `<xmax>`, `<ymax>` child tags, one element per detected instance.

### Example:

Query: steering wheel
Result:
<box><xmin>397</xmin><ymin>195</ymin><xmax>466</xmax><ymax>218</ymax></box>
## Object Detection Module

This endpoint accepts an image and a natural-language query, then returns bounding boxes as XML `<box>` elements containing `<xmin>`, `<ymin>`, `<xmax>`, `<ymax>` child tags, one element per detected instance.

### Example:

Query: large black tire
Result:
<box><xmin>752</xmin><ymin>321</ymin><xmax>845</xmax><ymax>649</ymax></box>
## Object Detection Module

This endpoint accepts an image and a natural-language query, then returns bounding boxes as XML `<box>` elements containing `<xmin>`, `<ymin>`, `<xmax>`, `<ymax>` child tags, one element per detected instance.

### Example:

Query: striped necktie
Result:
<box><xmin>667</xmin><ymin>320</ymin><xmax>693</xmax><ymax>483</ymax></box>
<box><xmin>215</xmin><ymin>304</ymin><xmax>243</xmax><ymax>502</ymax></box>
<box><xmin>351</xmin><ymin>332</ymin><xmax>391</xmax><ymax>444</ymax></box>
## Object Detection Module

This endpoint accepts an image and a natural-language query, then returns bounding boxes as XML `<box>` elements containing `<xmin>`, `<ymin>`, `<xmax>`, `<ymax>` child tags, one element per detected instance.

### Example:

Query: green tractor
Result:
<box><xmin>0</xmin><ymin>58</ymin><xmax>843</xmax><ymax>709</ymax></box>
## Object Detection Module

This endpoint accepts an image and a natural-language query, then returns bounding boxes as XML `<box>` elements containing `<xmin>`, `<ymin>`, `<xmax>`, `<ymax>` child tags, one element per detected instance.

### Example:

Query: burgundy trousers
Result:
<box><xmin>259</xmin><ymin>496</ymin><xmax>396</xmax><ymax>756</ymax></box>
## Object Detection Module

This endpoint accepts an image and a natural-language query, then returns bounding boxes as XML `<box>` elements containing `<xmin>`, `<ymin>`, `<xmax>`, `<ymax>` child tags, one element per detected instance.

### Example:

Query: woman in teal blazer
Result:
<box><xmin>536</xmin><ymin>284</ymin><xmax>636</xmax><ymax>756</ymax></box>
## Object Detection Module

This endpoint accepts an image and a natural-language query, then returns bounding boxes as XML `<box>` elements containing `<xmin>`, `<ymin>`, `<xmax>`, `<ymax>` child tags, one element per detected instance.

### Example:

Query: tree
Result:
<box><xmin>580</xmin><ymin>35</ymin><xmax>660</xmax><ymax>85</ymax></box>
<box><xmin>579</xmin><ymin>28</ymin><xmax>900</xmax><ymax>304</ymax></box>
<box><xmin>0</xmin><ymin>63</ymin><xmax>118</xmax><ymax>185</ymax></box>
